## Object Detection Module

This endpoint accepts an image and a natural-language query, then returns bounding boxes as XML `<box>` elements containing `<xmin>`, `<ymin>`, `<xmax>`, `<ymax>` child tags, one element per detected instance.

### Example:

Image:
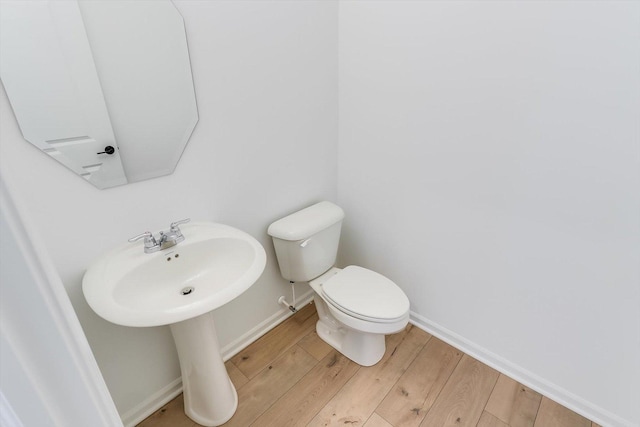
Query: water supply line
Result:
<box><xmin>278</xmin><ymin>281</ymin><xmax>298</xmax><ymax>313</ymax></box>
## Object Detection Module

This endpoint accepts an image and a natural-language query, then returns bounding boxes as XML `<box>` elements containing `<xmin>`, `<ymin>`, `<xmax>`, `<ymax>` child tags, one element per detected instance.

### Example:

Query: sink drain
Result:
<box><xmin>181</xmin><ymin>287</ymin><xmax>194</xmax><ymax>296</ymax></box>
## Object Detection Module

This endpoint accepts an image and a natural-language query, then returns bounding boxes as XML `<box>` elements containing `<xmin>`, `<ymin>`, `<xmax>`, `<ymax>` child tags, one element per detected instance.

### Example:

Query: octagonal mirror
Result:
<box><xmin>0</xmin><ymin>0</ymin><xmax>198</xmax><ymax>189</ymax></box>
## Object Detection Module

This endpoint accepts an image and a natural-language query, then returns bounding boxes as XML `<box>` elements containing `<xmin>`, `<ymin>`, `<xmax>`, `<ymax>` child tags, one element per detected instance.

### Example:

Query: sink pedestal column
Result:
<box><xmin>169</xmin><ymin>311</ymin><xmax>237</xmax><ymax>426</ymax></box>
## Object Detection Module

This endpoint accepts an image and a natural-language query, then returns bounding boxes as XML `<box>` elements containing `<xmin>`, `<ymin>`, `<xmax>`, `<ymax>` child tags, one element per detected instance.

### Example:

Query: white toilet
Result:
<box><xmin>268</xmin><ymin>201</ymin><xmax>410</xmax><ymax>366</ymax></box>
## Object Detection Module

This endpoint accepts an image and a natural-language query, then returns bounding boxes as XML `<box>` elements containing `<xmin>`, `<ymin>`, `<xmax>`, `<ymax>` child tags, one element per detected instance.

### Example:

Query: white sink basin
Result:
<box><xmin>83</xmin><ymin>221</ymin><xmax>266</xmax><ymax>327</ymax></box>
<box><xmin>82</xmin><ymin>221</ymin><xmax>266</xmax><ymax>426</ymax></box>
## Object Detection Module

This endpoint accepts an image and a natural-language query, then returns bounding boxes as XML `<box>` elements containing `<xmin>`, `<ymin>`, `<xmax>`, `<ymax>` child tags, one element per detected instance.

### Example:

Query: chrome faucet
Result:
<box><xmin>129</xmin><ymin>219</ymin><xmax>190</xmax><ymax>253</ymax></box>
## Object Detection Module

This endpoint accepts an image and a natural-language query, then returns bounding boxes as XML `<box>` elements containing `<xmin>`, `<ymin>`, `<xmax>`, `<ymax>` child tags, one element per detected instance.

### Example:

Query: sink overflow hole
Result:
<box><xmin>181</xmin><ymin>287</ymin><xmax>194</xmax><ymax>296</ymax></box>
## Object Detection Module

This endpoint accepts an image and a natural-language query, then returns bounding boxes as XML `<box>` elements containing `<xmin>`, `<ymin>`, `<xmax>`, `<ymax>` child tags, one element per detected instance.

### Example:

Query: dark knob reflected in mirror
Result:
<box><xmin>97</xmin><ymin>146</ymin><xmax>115</xmax><ymax>155</ymax></box>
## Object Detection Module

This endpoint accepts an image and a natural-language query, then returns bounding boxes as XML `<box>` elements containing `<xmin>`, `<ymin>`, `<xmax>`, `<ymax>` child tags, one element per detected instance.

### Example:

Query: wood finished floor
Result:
<box><xmin>138</xmin><ymin>302</ymin><xmax>600</xmax><ymax>427</ymax></box>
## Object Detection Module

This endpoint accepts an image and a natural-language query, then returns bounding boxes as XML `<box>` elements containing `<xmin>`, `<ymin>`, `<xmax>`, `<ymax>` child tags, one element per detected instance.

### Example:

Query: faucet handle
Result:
<box><xmin>128</xmin><ymin>231</ymin><xmax>161</xmax><ymax>253</ymax></box>
<box><xmin>170</xmin><ymin>218</ymin><xmax>190</xmax><ymax>231</ymax></box>
<box><xmin>128</xmin><ymin>231</ymin><xmax>157</xmax><ymax>245</ymax></box>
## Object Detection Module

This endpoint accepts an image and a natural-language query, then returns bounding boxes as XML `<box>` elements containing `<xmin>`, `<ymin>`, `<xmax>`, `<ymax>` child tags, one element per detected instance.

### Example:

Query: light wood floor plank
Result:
<box><xmin>533</xmin><ymin>397</ymin><xmax>591</xmax><ymax>427</ymax></box>
<box><xmin>223</xmin><ymin>345</ymin><xmax>317</xmax><ymax>427</ymax></box>
<box><xmin>309</xmin><ymin>325</ymin><xmax>430</xmax><ymax>427</ymax></box>
<box><xmin>137</xmin><ymin>394</ymin><xmax>195</xmax><ymax>427</ymax></box>
<box><xmin>364</xmin><ymin>413</ymin><xmax>394</xmax><ymax>427</ymax></box>
<box><xmin>376</xmin><ymin>337</ymin><xmax>462</xmax><ymax>427</ymax></box>
<box><xmin>477</xmin><ymin>411</ymin><xmax>510</xmax><ymax>427</ymax></box>
<box><xmin>298</xmin><ymin>330</ymin><xmax>333</xmax><ymax>361</ymax></box>
<box><xmin>230</xmin><ymin>303</ymin><xmax>317</xmax><ymax>379</ymax></box>
<box><xmin>137</xmin><ymin>305</ymin><xmax>602</xmax><ymax>427</ymax></box>
<box><xmin>484</xmin><ymin>374</ymin><xmax>542</xmax><ymax>427</ymax></box>
<box><xmin>224</xmin><ymin>361</ymin><xmax>249</xmax><ymax>390</ymax></box>
<box><xmin>420</xmin><ymin>354</ymin><xmax>499</xmax><ymax>427</ymax></box>
<box><xmin>251</xmin><ymin>349</ymin><xmax>359</xmax><ymax>426</ymax></box>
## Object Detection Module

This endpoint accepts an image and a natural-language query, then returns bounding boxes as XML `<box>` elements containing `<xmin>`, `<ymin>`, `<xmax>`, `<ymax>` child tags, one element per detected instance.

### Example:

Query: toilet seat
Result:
<box><xmin>320</xmin><ymin>266</ymin><xmax>409</xmax><ymax>323</ymax></box>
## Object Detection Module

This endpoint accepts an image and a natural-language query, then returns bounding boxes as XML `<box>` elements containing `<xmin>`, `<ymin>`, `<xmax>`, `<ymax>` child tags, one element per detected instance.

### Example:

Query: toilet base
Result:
<box><xmin>313</xmin><ymin>295</ymin><xmax>386</xmax><ymax>366</ymax></box>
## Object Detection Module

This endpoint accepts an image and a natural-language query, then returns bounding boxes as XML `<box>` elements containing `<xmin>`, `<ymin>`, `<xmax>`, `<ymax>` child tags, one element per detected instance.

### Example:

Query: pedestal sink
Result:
<box><xmin>82</xmin><ymin>222</ymin><xmax>266</xmax><ymax>426</ymax></box>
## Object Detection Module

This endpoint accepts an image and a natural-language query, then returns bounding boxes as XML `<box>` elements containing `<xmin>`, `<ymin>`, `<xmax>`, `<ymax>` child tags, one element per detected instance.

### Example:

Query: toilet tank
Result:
<box><xmin>267</xmin><ymin>201</ymin><xmax>345</xmax><ymax>282</ymax></box>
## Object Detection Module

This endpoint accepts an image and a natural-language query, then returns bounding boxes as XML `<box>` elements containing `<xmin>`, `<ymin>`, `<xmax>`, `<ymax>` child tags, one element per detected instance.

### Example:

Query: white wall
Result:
<box><xmin>338</xmin><ymin>1</ymin><xmax>639</xmax><ymax>426</ymax></box>
<box><xmin>0</xmin><ymin>0</ymin><xmax>337</xmax><ymax>421</ymax></box>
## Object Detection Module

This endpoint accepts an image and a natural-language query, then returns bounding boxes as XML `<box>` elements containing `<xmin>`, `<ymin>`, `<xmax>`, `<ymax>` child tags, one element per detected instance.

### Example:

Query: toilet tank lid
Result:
<box><xmin>268</xmin><ymin>201</ymin><xmax>345</xmax><ymax>241</ymax></box>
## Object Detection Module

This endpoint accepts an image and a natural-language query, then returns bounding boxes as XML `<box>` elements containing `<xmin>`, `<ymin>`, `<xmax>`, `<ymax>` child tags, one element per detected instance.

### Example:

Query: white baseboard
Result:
<box><xmin>409</xmin><ymin>311</ymin><xmax>633</xmax><ymax>427</ymax></box>
<box><xmin>220</xmin><ymin>290</ymin><xmax>315</xmax><ymax>361</ymax></box>
<box><xmin>121</xmin><ymin>377</ymin><xmax>182</xmax><ymax>427</ymax></box>
<box><xmin>121</xmin><ymin>290</ymin><xmax>315</xmax><ymax>427</ymax></box>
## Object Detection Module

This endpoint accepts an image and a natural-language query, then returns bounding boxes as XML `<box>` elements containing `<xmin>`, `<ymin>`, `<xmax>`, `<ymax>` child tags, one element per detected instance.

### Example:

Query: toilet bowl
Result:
<box><xmin>309</xmin><ymin>266</ymin><xmax>409</xmax><ymax>366</ymax></box>
<box><xmin>268</xmin><ymin>201</ymin><xmax>410</xmax><ymax>366</ymax></box>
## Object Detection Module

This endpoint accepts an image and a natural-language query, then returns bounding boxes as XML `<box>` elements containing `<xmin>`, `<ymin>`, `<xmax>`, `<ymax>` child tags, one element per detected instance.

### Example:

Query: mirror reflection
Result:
<box><xmin>0</xmin><ymin>0</ymin><xmax>198</xmax><ymax>189</ymax></box>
